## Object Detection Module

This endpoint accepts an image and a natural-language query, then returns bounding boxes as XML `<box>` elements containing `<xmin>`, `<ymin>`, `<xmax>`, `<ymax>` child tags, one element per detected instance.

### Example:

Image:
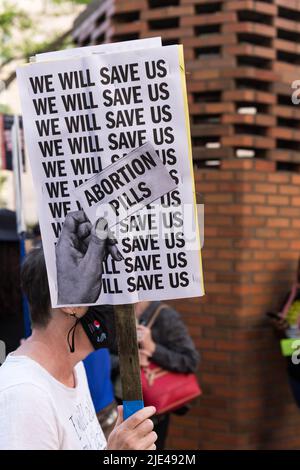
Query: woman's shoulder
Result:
<box><xmin>156</xmin><ymin>303</ymin><xmax>181</xmax><ymax>322</ymax></box>
<box><xmin>0</xmin><ymin>355</ymin><xmax>58</xmax><ymax>399</ymax></box>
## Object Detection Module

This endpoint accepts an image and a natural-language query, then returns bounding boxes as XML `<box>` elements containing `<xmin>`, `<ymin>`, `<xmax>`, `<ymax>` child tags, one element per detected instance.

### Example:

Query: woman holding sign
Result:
<box><xmin>0</xmin><ymin>214</ymin><xmax>157</xmax><ymax>450</ymax></box>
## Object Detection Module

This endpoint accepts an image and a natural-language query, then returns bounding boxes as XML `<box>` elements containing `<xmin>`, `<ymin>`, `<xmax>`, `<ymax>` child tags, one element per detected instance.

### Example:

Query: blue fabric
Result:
<box><xmin>83</xmin><ymin>349</ymin><xmax>114</xmax><ymax>413</ymax></box>
<box><xmin>123</xmin><ymin>400</ymin><xmax>144</xmax><ymax>420</ymax></box>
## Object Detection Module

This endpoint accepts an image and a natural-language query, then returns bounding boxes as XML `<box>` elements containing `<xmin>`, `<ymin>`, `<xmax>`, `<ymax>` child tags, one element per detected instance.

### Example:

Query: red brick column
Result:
<box><xmin>168</xmin><ymin>159</ymin><xmax>300</xmax><ymax>449</ymax></box>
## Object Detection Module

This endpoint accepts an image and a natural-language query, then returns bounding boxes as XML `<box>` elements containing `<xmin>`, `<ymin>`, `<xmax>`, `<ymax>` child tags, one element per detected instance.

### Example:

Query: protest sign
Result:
<box><xmin>17</xmin><ymin>42</ymin><xmax>204</xmax><ymax>307</ymax></box>
<box><xmin>74</xmin><ymin>142</ymin><xmax>177</xmax><ymax>227</ymax></box>
<box><xmin>34</xmin><ymin>37</ymin><xmax>161</xmax><ymax>62</ymax></box>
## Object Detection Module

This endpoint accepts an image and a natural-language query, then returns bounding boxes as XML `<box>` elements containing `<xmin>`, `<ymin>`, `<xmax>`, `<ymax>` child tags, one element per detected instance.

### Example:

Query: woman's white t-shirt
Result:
<box><xmin>0</xmin><ymin>355</ymin><xmax>107</xmax><ymax>450</ymax></box>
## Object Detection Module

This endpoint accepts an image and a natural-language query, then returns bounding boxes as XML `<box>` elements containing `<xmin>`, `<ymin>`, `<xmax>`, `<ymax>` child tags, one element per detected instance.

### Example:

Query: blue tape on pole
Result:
<box><xmin>123</xmin><ymin>400</ymin><xmax>144</xmax><ymax>420</ymax></box>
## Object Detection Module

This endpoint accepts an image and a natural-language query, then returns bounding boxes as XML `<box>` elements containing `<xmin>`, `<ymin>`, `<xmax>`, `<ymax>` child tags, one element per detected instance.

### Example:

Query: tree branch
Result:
<box><xmin>1</xmin><ymin>28</ymin><xmax>72</xmax><ymax>91</ymax></box>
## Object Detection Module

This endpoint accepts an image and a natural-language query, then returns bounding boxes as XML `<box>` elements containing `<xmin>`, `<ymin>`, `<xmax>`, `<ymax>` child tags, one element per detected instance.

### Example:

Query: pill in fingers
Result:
<box><xmin>94</xmin><ymin>217</ymin><xmax>108</xmax><ymax>240</ymax></box>
<box><xmin>107</xmin><ymin>244</ymin><xmax>124</xmax><ymax>261</ymax></box>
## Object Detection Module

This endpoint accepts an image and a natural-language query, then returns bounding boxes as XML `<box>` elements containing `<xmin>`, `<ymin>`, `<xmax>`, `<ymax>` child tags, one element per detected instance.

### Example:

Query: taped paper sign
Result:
<box><xmin>75</xmin><ymin>142</ymin><xmax>177</xmax><ymax>227</ymax></box>
<box><xmin>35</xmin><ymin>37</ymin><xmax>162</xmax><ymax>62</ymax></box>
<box><xmin>17</xmin><ymin>40</ymin><xmax>204</xmax><ymax>307</ymax></box>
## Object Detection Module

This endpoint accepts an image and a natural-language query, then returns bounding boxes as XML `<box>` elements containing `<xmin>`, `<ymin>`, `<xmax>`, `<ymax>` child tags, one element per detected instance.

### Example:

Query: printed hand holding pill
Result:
<box><xmin>56</xmin><ymin>210</ymin><xmax>123</xmax><ymax>305</ymax></box>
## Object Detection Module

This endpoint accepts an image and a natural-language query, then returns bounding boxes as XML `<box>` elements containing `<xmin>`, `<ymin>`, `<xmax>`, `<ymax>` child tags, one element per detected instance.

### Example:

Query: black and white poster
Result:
<box><xmin>17</xmin><ymin>41</ymin><xmax>204</xmax><ymax>307</ymax></box>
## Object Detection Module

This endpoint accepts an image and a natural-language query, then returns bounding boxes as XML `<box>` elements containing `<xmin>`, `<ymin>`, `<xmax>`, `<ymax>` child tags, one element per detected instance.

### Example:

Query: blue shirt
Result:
<box><xmin>83</xmin><ymin>349</ymin><xmax>114</xmax><ymax>413</ymax></box>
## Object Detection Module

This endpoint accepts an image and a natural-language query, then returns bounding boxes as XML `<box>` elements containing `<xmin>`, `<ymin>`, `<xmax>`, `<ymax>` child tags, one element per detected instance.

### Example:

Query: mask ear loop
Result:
<box><xmin>67</xmin><ymin>313</ymin><xmax>80</xmax><ymax>353</ymax></box>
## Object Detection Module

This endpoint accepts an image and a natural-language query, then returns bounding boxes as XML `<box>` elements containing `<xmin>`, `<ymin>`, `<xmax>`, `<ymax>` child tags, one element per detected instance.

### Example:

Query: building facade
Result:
<box><xmin>73</xmin><ymin>0</ymin><xmax>300</xmax><ymax>449</ymax></box>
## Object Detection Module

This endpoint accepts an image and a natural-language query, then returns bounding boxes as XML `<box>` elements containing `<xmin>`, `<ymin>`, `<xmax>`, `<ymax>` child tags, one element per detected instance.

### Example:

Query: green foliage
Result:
<box><xmin>0</xmin><ymin>104</ymin><xmax>12</xmax><ymax>114</ymax></box>
<box><xmin>0</xmin><ymin>2</ymin><xmax>31</xmax><ymax>63</ymax></box>
<box><xmin>286</xmin><ymin>301</ymin><xmax>300</xmax><ymax>326</ymax></box>
<box><xmin>0</xmin><ymin>0</ymin><xmax>86</xmax><ymax>66</ymax></box>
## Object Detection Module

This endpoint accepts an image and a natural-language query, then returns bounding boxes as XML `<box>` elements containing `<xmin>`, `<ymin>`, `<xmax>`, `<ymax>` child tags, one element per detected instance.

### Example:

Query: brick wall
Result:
<box><xmin>167</xmin><ymin>158</ymin><xmax>300</xmax><ymax>449</ymax></box>
<box><xmin>73</xmin><ymin>0</ymin><xmax>300</xmax><ymax>168</ymax></box>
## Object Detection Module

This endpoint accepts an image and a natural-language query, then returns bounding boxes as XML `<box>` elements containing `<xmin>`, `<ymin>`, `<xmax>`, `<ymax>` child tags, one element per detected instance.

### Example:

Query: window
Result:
<box><xmin>148</xmin><ymin>0</ymin><xmax>179</xmax><ymax>8</ymax></box>
<box><xmin>236</xmin><ymin>149</ymin><xmax>255</xmax><ymax>158</ymax></box>
<box><xmin>277</xmin><ymin>139</ymin><xmax>300</xmax><ymax>150</ymax></box>
<box><xmin>193</xmin><ymin>114</ymin><xmax>221</xmax><ymax>124</ymax></box>
<box><xmin>235</xmin><ymin>78</ymin><xmax>270</xmax><ymax>92</ymax></box>
<box><xmin>195</xmin><ymin>2</ymin><xmax>222</xmax><ymax>14</ymax></box>
<box><xmin>82</xmin><ymin>35</ymin><xmax>91</xmax><ymax>47</ymax></box>
<box><xmin>235</xmin><ymin>124</ymin><xmax>266</xmax><ymax>136</ymax></box>
<box><xmin>195</xmin><ymin>160</ymin><xmax>221</xmax><ymax>169</ymax></box>
<box><xmin>113</xmin><ymin>11</ymin><xmax>140</xmax><ymax>24</ymax></box>
<box><xmin>193</xmin><ymin>91</ymin><xmax>221</xmax><ymax>103</ymax></box>
<box><xmin>149</xmin><ymin>17</ymin><xmax>179</xmax><ymax>30</ymax></box>
<box><xmin>277</xmin><ymin>94</ymin><xmax>294</xmax><ymax>107</ymax></box>
<box><xmin>278</xmin><ymin>6</ymin><xmax>300</xmax><ymax>22</ymax></box>
<box><xmin>95</xmin><ymin>33</ymin><xmax>105</xmax><ymax>44</ymax></box>
<box><xmin>95</xmin><ymin>12</ymin><xmax>106</xmax><ymax>27</ymax></box>
<box><xmin>195</xmin><ymin>46</ymin><xmax>221</xmax><ymax>59</ymax></box>
<box><xmin>236</xmin><ymin>102</ymin><xmax>268</xmax><ymax>113</ymax></box>
<box><xmin>112</xmin><ymin>33</ymin><xmax>139</xmax><ymax>42</ymax></box>
<box><xmin>238</xmin><ymin>33</ymin><xmax>271</xmax><ymax>47</ymax></box>
<box><xmin>192</xmin><ymin>137</ymin><xmax>221</xmax><ymax>147</ymax></box>
<box><xmin>162</xmin><ymin>38</ymin><xmax>179</xmax><ymax>45</ymax></box>
<box><xmin>195</xmin><ymin>24</ymin><xmax>221</xmax><ymax>36</ymax></box>
<box><xmin>237</xmin><ymin>55</ymin><xmax>272</xmax><ymax>70</ymax></box>
<box><xmin>277</xmin><ymin>161</ymin><xmax>300</xmax><ymax>172</ymax></box>
<box><xmin>277</xmin><ymin>50</ymin><xmax>300</xmax><ymax>65</ymax></box>
<box><xmin>237</xmin><ymin>106</ymin><xmax>258</xmax><ymax>115</ymax></box>
<box><xmin>238</xmin><ymin>10</ymin><xmax>272</xmax><ymax>25</ymax></box>
<box><xmin>277</xmin><ymin>117</ymin><xmax>300</xmax><ymax>129</ymax></box>
<box><xmin>278</xmin><ymin>28</ymin><xmax>300</xmax><ymax>43</ymax></box>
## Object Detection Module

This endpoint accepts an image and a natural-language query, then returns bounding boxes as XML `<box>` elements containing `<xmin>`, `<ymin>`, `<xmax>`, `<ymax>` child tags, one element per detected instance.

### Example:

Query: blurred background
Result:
<box><xmin>1</xmin><ymin>0</ymin><xmax>300</xmax><ymax>450</ymax></box>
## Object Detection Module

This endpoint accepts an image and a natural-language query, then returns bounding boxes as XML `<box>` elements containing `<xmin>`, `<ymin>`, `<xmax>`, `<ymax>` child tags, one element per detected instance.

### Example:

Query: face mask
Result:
<box><xmin>67</xmin><ymin>306</ymin><xmax>115</xmax><ymax>353</ymax></box>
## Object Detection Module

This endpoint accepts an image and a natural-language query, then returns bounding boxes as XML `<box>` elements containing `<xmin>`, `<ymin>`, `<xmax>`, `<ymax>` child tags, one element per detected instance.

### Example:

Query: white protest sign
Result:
<box><xmin>35</xmin><ymin>37</ymin><xmax>162</xmax><ymax>62</ymax></box>
<box><xmin>17</xmin><ymin>43</ymin><xmax>204</xmax><ymax>307</ymax></box>
<box><xmin>74</xmin><ymin>142</ymin><xmax>177</xmax><ymax>227</ymax></box>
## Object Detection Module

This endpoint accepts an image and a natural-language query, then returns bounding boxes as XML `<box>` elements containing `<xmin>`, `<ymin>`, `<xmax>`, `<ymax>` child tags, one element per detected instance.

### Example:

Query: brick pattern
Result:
<box><xmin>168</xmin><ymin>159</ymin><xmax>300</xmax><ymax>450</ymax></box>
<box><xmin>72</xmin><ymin>1</ymin><xmax>300</xmax><ymax>449</ymax></box>
<box><xmin>73</xmin><ymin>0</ymin><xmax>300</xmax><ymax>167</ymax></box>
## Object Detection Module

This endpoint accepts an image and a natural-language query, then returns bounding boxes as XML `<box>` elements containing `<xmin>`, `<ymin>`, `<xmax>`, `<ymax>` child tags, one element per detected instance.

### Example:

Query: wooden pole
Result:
<box><xmin>114</xmin><ymin>303</ymin><xmax>144</xmax><ymax>420</ymax></box>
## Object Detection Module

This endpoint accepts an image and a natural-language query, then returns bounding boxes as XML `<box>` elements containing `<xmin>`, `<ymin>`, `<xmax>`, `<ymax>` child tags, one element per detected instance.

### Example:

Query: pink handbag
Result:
<box><xmin>140</xmin><ymin>304</ymin><xmax>202</xmax><ymax>414</ymax></box>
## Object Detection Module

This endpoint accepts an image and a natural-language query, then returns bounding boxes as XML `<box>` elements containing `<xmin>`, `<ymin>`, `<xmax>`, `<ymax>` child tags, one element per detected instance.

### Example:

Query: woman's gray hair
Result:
<box><xmin>21</xmin><ymin>247</ymin><xmax>51</xmax><ymax>328</ymax></box>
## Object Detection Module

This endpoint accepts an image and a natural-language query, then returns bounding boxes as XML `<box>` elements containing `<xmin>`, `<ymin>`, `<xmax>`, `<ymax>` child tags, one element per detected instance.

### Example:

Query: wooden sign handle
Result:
<box><xmin>114</xmin><ymin>304</ymin><xmax>144</xmax><ymax>419</ymax></box>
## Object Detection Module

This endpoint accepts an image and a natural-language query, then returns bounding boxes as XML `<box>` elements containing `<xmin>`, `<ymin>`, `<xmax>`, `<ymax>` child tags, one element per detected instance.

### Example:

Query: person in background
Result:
<box><xmin>111</xmin><ymin>300</ymin><xmax>200</xmax><ymax>450</ymax></box>
<box><xmin>0</xmin><ymin>209</ymin><xmax>24</xmax><ymax>355</ymax></box>
<box><xmin>84</xmin><ymin>346</ymin><xmax>118</xmax><ymax>438</ymax></box>
<box><xmin>268</xmin><ymin>300</ymin><xmax>300</xmax><ymax>408</ymax></box>
<box><xmin>31</xmin><ymin>223</ymin><xmax>42</xmax><ymax>248</ymax></box>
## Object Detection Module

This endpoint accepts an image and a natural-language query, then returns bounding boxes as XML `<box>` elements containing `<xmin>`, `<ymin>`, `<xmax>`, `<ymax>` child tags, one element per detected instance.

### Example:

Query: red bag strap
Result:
<box><xmin>146</xmin><ymin>303</ymin><xmax>169</xmax><ymax>329</ymax></box>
